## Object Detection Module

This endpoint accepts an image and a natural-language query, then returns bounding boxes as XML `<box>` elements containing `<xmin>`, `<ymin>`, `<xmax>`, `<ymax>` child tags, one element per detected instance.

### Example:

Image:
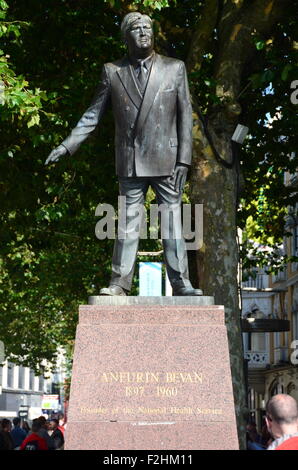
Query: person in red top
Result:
<box><xmin>265</xmin><ymin>394</ymin><xmax>298</xmax><ymax>450</ymax></box>
<box><xmin>20</xmin><ymin>419</ymin><xmax>48</xmax><ymax>451</ymax></box>
<box><xmin>58</xmin><ymin>413</ymin><xmax>65</xmax><ymax>435</ymax></box>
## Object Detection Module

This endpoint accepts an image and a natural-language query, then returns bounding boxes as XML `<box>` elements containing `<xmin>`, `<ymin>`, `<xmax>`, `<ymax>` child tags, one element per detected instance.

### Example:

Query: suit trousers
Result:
<box><xmin>110</xmin><ymin>176</ymin><xmax>192</xmax><ymax>291</ymax></box>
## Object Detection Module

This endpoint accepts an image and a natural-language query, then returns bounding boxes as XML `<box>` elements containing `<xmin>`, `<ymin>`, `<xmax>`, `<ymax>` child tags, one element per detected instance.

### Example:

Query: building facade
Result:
<box><xmin>242</xmin><ymin>180</ymin><xmax>298</xmax><ymax>430</ymax></box>
<box><xmin>0</xmin><ymin>356</ymin><xmax>66</xmax><ymax>421</ymax></box>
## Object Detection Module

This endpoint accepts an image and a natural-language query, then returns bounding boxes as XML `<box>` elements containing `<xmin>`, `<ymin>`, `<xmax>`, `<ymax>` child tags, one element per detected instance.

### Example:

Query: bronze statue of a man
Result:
<box><xmin>46</xmin><ymin>12</ymin><xmax>202</xmax><ymax>296</ymax></box>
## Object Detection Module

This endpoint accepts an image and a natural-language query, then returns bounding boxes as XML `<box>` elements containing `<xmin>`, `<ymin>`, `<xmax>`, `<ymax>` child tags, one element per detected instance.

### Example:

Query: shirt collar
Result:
<box><xmin>129</xmin><ymin>51</ymin><xmax>155</xmax><ymax>69</ymax></box>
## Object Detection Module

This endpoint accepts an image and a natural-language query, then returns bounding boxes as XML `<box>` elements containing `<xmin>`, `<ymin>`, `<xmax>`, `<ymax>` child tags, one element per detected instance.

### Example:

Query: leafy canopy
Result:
<box><xmin>0</xmin><ymin>0</ymin><xmax>297</xmax><ymax>371</ymax></box>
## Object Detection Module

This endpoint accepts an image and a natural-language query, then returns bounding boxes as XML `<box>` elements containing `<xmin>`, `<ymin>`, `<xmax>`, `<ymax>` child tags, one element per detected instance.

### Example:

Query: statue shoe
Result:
<box><xmin>99</xmin><ymin>285</ymin><xmax>127</xmax><ymax>296</ymax></box>
<box><xmin>172</xmin><ymin>286</ymin><xmax>203</xmax><ymax>296</ymax></box>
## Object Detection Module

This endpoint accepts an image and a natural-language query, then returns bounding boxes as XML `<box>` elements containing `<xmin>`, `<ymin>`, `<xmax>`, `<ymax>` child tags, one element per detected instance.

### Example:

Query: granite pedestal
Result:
<box><xmin>65</xmin><ymin>297</ymin><xmax>239</xmax><ymax>450</ymax></box>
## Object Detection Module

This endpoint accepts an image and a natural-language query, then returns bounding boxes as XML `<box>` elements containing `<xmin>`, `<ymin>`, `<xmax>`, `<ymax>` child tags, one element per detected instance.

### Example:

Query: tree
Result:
<box><xmin>1</xmin><ymin>0</ymin><xmax>297</xmax><ymax>446</ymax></box>
<box><xmin>0</xmin><ymin>0</ymin><xmax>121</xmax><ymax>374</ymax></box>
<box><xmin>183</xmin><ymin>0</ymin><xmax>295</xmax><ymax>448</ymax></box>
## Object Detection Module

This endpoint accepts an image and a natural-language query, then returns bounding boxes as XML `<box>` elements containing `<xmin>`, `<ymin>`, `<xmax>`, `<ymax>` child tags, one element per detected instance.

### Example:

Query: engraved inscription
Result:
<box><xmin>99</xmin><ymin>371</ymin><xmax>203</xmax><ymax>384</ymax></box>
<box><xmin>100</xmin><ymin>372</ymin><xmax>160</xmax><ymax>383</ymax></box>
<box><xmin>76</xmin><ymin>371</ymin><xmax>216</xmax><ymax>417</ymax></box>
<box><xmin>78</xmin><ymin>406</ymin><xmax>223</xmax><ymax>416</ymax></box>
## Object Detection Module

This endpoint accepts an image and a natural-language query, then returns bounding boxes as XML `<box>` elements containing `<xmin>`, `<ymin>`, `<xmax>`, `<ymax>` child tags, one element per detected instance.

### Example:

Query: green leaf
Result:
<box><xmin>0</xmin><ymin>0</ymin><xmax>8</xmax><ymax>11</ymax></box>
<box><xmin>255</xmin><ymin>40</ymin><xmax>265</xmax><ymax>50</ymax></box>
<box><xmin>281</xmin><ymin>64</ymin><xmax>292</xmax><ymax>81</ymax></box>
<box><xmin>27</xmin><ymin>113</ymin><xmax>40</xmax><ymax>128</ymax></box>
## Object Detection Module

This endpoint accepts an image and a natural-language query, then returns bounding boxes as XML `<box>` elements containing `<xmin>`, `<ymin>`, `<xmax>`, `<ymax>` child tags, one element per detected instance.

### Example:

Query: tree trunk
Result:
<box><xmin>187</xmin><ymin>0</ymin><xmax>289</xmax><ymax>448</ymax></box>
<box><xmin>190</xmin><ymin>108</ymin><xmax>246</xmax><ymax>448</ymax></box>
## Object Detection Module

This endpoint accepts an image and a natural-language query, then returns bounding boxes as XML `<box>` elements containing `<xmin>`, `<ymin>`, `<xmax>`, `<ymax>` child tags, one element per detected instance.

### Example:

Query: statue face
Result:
<box><xmin>125</xmin><ymin>18</ymin><xmax>154</xmax><ymax>56</ymax></box>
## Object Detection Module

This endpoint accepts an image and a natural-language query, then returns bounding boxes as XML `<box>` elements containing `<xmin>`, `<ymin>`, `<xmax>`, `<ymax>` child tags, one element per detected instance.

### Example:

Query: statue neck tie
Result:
<box><xmin>137</xmin><ymin>60</ymin><xmax>147</xmax><ymax>93</ymax></box>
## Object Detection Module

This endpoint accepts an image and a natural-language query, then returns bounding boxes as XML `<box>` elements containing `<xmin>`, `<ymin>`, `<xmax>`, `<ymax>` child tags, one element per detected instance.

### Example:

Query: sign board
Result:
<box><xmin>139</xmin><ymin>262</ymin><xmax>162</xmax><ymax>296</ymax></box>
<box><xmin>19</xmin><ymin>405</ymin><xmax>29</xmax><ymax>410</ymax></box>
<box><xmin>18</xmin><ymin>405</ymin><xmax>29</xmax><ymax>419</ymax></box>
<box><xmin>28</xmin><ymin>407</ymin><xmax>42</xmax><ymax>421</ymax></box>
<box><xmin>41</xmin><ymin>394</ymin><xmax>59</xmax><ymax>410</ymax></box>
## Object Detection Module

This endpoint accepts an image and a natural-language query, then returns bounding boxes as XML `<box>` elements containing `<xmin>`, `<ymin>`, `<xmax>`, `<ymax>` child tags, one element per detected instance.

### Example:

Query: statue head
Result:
<box><xmin>121</xmin><ymin>12</ymin><xmax>154</xmax><ymax>58</ymax></box>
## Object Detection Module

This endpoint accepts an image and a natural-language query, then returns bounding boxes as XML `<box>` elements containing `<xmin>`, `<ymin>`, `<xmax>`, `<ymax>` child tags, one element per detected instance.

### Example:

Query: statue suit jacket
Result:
<box><xmin>62</xmin><ymin>52</ymin><xmax>193</xmax><ymax>177</ymax></box>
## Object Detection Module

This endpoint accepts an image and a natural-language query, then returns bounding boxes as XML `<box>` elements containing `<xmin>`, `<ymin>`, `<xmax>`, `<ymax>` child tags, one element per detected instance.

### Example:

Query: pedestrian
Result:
<box><xmin>58</xmin><ymin>413</ymin><xmax>65</xmax><ymax>435</ymax></box>
<box><xmin>22</xmin><ymin>421</ymin><xmax>30</xmax><ymax>435</ymax></box>
<box><xmin>260</xmin><ymin>421</ymin><xmax>272</xmax><ymax>448</ymax></box>
<box><xmin>0</xmin><ymin>430</ymin><xmax>5</xmax><ymax>450</ymax></box>
<box><xmin>0</xmin><ymin>419</ymin><xmax>14</xmax><ymax>450</ymax></box>
<box><xmin>246</xmin><ymin>420</ymin><xmax>265</xmax><ymax>450</ymax></box>
<box><xmin>37</xmin><ymin>416</ymin><xmax>55</xmax><ymax>450</ymax></box>
<box><xmin>48</xmin><ymin>419</ymin><xmax>64</xmax><ymax>450</ymax></box>
<box><xmin>20</xmin><ymin>419</ymin><xmax>48</xmax><ymax>450</ymax></box>
<box><xmin>265</xmin><ymin>394</ymin><xmax>298</xmax><ymax>450</ymax></box>
<box><xmin>11</xmin><ymin>417</ymin><xmax>27</xmax><ymax>449</ymax></box>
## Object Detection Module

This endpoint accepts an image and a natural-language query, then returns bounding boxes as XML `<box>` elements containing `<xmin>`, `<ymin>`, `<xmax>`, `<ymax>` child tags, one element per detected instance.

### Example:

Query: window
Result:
<box><xmin>287</xmin><ymin>382</ymin><xmax>296</xmax><ymax>395</ymax></box>
<box><xmin>251</xmin><ymin>333</ymin><xmax>266</xmax><ymax>351</ymax></box>
<box><xmin>7</xmin><ymin>362</ymin><xmax>14</xmax><ymax>388</ymax></box>
<box><xmin>44</xmin><ymin>380</ymin><xmax>51</xmax><ymax>394</ymax></box>
<box><xmin>39</xmin><ymin>376</ymin><xmax>44</xmax><ymax>392</ymax></box>
<box><xmin>269</xmin><ymin>379</ymin><xmax>284</xmax><ymax>396</ymax></box>
<box><xmin>270</xmin><ymin>380</ymin><xmax>278</xmax><ymax>397</ymax></box>
<box><xmin>274</xmin><ymin>332</ymin><xmax>281</xmax><ymax>349</ymax></box>
<box><xmin>18</xmin><ymin>366</ymin><xmax>25</xmax><ymax>389</ymax></box>
<box><xmin>51</xmin><ymin>382</ymin><xmax>60</xmax><ymax>395</ymax></box>
<box><xmin>29</xmin><ymin>370</ymin><xmax>35</xmax><ymax>390</ymax></box>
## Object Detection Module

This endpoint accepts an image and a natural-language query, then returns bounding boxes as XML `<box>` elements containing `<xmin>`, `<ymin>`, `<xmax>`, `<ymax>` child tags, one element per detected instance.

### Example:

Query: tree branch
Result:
<box><xmin>186</xmin><ymin>0</ymin><xmax>219</xmax><ymax>73</ymax></box>
<box><xmin>214</xmin><ymin>0</ymin><xmax>290</xmax><ymax>110</ymax></box>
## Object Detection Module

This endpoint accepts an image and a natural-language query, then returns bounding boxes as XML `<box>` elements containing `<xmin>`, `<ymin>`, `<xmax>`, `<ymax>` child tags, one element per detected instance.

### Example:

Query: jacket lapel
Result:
<box><xmin>116</xmin><ymin>58</ymin><xmax>143</xmax><ymax>110</ymax></box>
<box><xmin>134</xmin><ymin>53</ymin><xmax>163</xmax><ymax>137</ymax></box>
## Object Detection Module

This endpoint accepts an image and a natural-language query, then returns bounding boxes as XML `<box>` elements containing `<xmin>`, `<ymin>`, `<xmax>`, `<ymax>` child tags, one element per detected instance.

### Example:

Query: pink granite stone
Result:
<box><xmin>65</xmin><ymin>301</ymin><xmax>239</xmax><ymax>450</ymax></box>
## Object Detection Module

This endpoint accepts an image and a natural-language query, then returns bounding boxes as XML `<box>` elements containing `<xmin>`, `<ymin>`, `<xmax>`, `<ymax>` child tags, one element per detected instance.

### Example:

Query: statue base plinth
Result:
<box><xmin>65</xmin><ymin>297</ymin><xmax>239</xmax><ymax>450</ymax></box>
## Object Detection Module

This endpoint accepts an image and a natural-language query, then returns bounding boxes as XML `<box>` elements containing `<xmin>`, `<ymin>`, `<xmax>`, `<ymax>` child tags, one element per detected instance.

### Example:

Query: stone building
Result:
<box><xmin>242</xmin><ymin>173</ymin><xmax>298</xmax><ymax>430</ymax></box>
<box><xmin>0</xmin><ymin>355</ymin><xmax>66</xmax><ymax>421</ymax></box>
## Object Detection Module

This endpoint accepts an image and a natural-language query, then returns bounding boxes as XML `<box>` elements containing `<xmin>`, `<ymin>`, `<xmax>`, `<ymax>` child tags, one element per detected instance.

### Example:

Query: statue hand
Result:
<box><xmin>45</xmin><ymin>144</ymin><xmax>68</xmax><ymax>165</ymax></box>
<box><xmin>174</xmin><ymin>163</ymin><xmax>188</xmax><ymax>192</ymax></box>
